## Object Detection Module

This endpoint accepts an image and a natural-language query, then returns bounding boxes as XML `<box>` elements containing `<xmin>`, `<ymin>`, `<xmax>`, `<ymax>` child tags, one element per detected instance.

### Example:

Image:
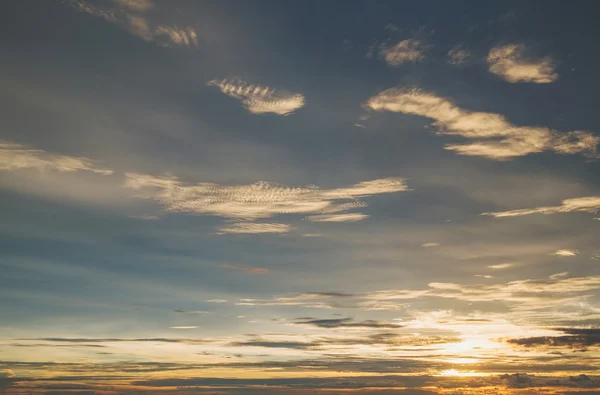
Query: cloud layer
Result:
<box><xmin>208</xmin><ymin>78</ymin><xmax>305</xmax><ymax>115</ymax></box>
<box><xmin>0</xmin><ymin>141</ymin><xmax>112</xmax><ymax>175</ymax></box>
<box><xmin>125</xmin><ymin>173</ymin><xmax>408</xmax><ymax>231</ymax></box>
<box><xmin>68</xmin><ymin>0</ymin><xmax>198</xmax><ymax>47</ymax></box>
<box><xmin>482</xmin><ymin>196</ymin><xmax>600</xmax><ymax>217</ymax></box>
<box><xmin>366</xmin><ymin>88</ymin><xmax>599</xmax><ymax>160</ymax></box>
<box><xmin>487</xmin><ymin>44</ymin><xmax>558</xmax><ymax>83</ymax></box>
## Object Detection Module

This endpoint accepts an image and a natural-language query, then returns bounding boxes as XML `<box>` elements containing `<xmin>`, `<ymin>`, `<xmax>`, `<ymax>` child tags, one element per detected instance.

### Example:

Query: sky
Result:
<box><xmin>1</xmin><ymin>0</ymin><xmax>600</xmax><ymax>394</ymax></box>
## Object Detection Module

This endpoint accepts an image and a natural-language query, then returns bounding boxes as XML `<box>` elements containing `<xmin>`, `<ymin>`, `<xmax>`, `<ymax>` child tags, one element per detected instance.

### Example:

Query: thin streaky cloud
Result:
<box><xmin>487</xmin><ymin>44</ymin><xmax>558</xmax><ymax>83</ymax></box>
<box><xmin>68</xmin><ymin>0</ymin><xmax>198</xmax><ymax>47</ymax></box>
<box><xmin>307</xmin><ymin>213</ymin><xmax>368</xmax><ymax>222</ymax></box>
<box><xmin>482</xmin><ymin>196</ymin><xmax>600</xmax><ymax>217</ymax></box>
<box><xmin>488</xmin><ymin>263</ymin><xmax>514</xmax><ymax>270</ymax></box>
<box><xmin>366</xmin><ymin>88</ymin><xmax>599</xmax><ymax>160</ymax></box>
<box><xmin>218</xmin><ymin>222</ymin><xmax>293</xmax><ymax>234</ymax></box>
<box><xmin>552</xmin><ymin>249</ymin><xmax>579</xmax><ymax>257</ymax></box>
<box><xmin>124</xmin><ymin>173</ymin><xmax>408</xmax><ymax>231</ymax></box>
<box><xmin>207</xmin><ymin>78</ymin><xmax>305</xmax><ymax>115</ymax></box>
<box><xmin>169</xmin><ymin>326</ymin><xmax>198</xmax><ymax>329</ymax></box>
<box><xmin>380</xmin><ymin>39</ymin><xmax>425</xmax><ymax>66</ymax></box>
<box><xmin>219</xmin><ymin>263</ymin><xmax>269</xmax><ymax>274</ymax></box>
<box><xmin>0</xmin><ymin>140</ymin><xmax>113</xmax><ymax>175</ymax></box>
<box><xmin>421</xmin><ymin>242</ymin><xmax>440</xmax><ymax>247</ymax></box>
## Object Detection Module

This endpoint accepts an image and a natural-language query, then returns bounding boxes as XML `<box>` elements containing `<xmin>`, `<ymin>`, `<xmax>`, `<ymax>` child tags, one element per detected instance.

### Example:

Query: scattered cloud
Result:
<box><xmin>421</xmin><ymin>242</ymin><xmax>440</xmax><ymax>247</ymax></box>
<box><xmin>205</xmin><ymin>299</ymin><xmax>228</xmax><ymax>303</ymax></box>
<box><xmin>124</xmin><ymin>173</ymin><xmax>408</xmax><ymax>233</ymax></box>
<box><xmin>239</xmin><ymin>274</ymin><xmax>600</xmax><ymax>312</ymax></box>
<box><xmin>482</xmin><ymin>196</ymin><xmax>600</xmax><ymax>217</ymax></box>
<box><xmin>169</xmin><ymin>326</ymin><xmax>198</xmax><ymax>329</ymax></box>
<box><xmin>366</xmin><ymin>88</ymin><xmax>599</xmax><ymax>160</ymax></box>
<box><xmin>207</xmin><ymin>78</ymin><xmax>305</xmax><ymax>115</ymax></box>
<box><xmin>308</xmin><ymin>213</ymin><xmax>368</xmax><ymax>222</ymax></box>
<box><xmin>380</xmin><ymin>39</ymin><xmax>425</xmax><ymax>66</ymax></box>
<box><xmin>488</xmin><ymin>263</ymin><xmax>514</xmax><ymax>269</ymax></box>
<box><xmin>447</xmin><ymin>45</ymin><xmax>472</xmax><ymax>66</ymax></box>
<box><xmin>219</xmin><ymin>263</ymin><xmax>269</xmax><ymax>274</ymax></box>
<box><xmin>487</xmin><ymin>44</ymin><xmax>558</xmax><ymax>83</ymax></box>
<box><xmin>292</xmin><ymin>317</ymin><xmax>403</xmax><ymax>329</ymax></box>
<box><xmin>507</xmin><ymin>328</ymin><xmax>600</xmax><ymax>349</ymax></box>
<box><xmin>0</xmin><ymin>140</ymin><xmax>113</xmax><ymax>175</ymax></box>
<box><xmin>174</xmin><ymin>310</ymin><xmax>210</xmax><ymax>314</ymax></box>
<box><xmin>553</xmin><ymin>249</ymin><xmax>579</xmax><ymax>257</ymax></box>
<box><xmin>68</xmin><ymin>0</ymin><xmax>198</xmax><ymax>47</ymax></box>
<box><xmin>218</xmin><ymin>222</ymin><xmax>293</xmax><ymax>234</ymax></box>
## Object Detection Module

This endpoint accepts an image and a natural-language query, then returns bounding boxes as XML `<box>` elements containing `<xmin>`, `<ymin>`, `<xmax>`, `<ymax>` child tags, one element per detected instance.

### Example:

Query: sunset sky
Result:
<box><xmin>2</xmin><ymin>1</ymin><xmax>600</xmax><ymax>394</ymax></box>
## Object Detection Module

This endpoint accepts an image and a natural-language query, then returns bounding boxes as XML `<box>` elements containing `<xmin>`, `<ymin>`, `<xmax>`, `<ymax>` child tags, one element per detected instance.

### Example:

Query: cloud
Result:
<box><xmin>292</xmin><ymin>317</ymin><xmax>403</xmax><ymax>329</ymax></box>
<box><xmin>421</xmin><ymin>242</ymin><xmax>439</xmax><ymax>247</ymax></box>
<box><xmin>68</xmin><ymin>0</ymin><xmax>198</xmax><ymax>47</ymax></box>
<box><xmin>113</xmin><ymin>0</ymin><xmax>153</xmax><ymax>11</ymax></box>
<box><xmin>507</xmin><ymin>328</ymin><xmax>600</xmax><ymax>349</ymax></box>
<box><xmin>366</xmin><ymin>88</ymin><xmax>599</xmax><ymax>160</ymax></box>
<box><xmin>174</xmin><ymin>310</ymin><xmax>210</xmax><ymax>314</ymax></box>
<box><xmin>207</xmin><ymin>78</ymin><xmax>305</xmax><ymax>115</ymax></box>
<box><xmin>169</xmin><ymin>326</ymin><xmax>198</xmax><ymax>329</ymax></box>
<box><xmin>19</xmin><ymin>337</ymin><xmax>211</xmax><ymax>344</ymax></box>
<box><xmin>553</xmin><ymin>249</ymin><xmax>579</xmax><ymax>257</ymax></box>
<box><xmin>380</xmin><ymin>39</ymin><xmax>425</xmax><ymax>66</ymax></box>
<box><xmin>218</xmin><ymin>222</ymin><xmax>293</xmax><ymax>234</ymax></box>
<box><xmin>205</xmin><ymin>299</ymin><xmax>228</xmax><ymax>303</ymax></box>
<box><xmin>447</xmin><ymin>45</ymin><xmax>472</xmax><ymax>66</ymax></box>
<box><xmin>307</xmin><ymin>213</ymin><xmax>368</xmax><ymax>222</ymax></box>
<box><xmin>0</xmin><ymin>140</ymin><xmax>113</xmax><ymax>175</ymax></box>
<box><xmin>482</xmin><ymin>196</ymin><xmax>600</xmax><ymax>217</ymax></box>
<box><xmin>488</xmin><ymin>263</ymin><xmax>513</xmax><ymax>269</ymax></box>
<box><xmin>487</xmin><ymin>44</ymin><xmax>558</xmax><ymax>83</ymax></box>
<box><xmin>124</xmin><ymin>173</ymin><xmax>408</xmax><ymax>233</ymax></box>
<box><xmin>219</xmin><ymin>263</ymin><xmax>269</xmax><ymax>274</ymax></box>
<box><xmin>239</xmin><ymin>274</ymin><xmax>600</xmax><ymax>312</ymax></box>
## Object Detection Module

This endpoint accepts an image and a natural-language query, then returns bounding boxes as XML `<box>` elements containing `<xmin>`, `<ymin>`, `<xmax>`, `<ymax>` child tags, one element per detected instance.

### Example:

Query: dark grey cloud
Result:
<box><xmin>292</xmin><ymin>317</ymin><xmax>403</xmax><ymax>329</ymax></box>
<box><xmin>507</xmin><ymin>328</ymin><xmax>600</xmax><ymax>349</ymax></box>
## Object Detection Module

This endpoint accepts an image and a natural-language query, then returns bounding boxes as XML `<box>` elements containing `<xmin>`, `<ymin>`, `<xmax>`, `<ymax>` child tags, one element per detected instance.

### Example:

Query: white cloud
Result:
<box><xmin>113</xmin><ymin>0</ymin><xmax>153</xmax><ymax>11</ymax></box>
<box><xmin>482</xmin><ymin>196</ymin><xmax>600</xmax><ymax>217</ymax></box>
<box><xmin>207</xmin><ymin>78</ymin><xmax>305</xmax><ymax>115</ymax></box>
<box><xmin>488</xmin><ymin>263</ymin><xmax>514</xmax><ymax>270</ymax></box>
<box><xmin>68</xmin><ymin>0</ymin><xmax>198</xmax><ymax>47</ymax></box>
<box><xmin>0</xmin><ymin>140</ymin><xmax>113</xmax><ymax>175</ymax></box>
<box><xmin>124</xmin><ymin>174</ymin><xmax>408</xmax><ymax>232</ymax></box>
<box><xmin>308</xmin><ymin>213</ymin><xmax>368</xmax><ymax>222</ymax></box>
<box><xmin>421</xmin><ymin>242</ymin><xmax>440</xmax><ymax>248</ymax></box>
<box><xmin>552</xmin><ymin>249</ymin><xmax>578</xmax><ymax>257</ymax></box>
<box><xmin>205</xmin><ymin>299</ymin><xmax>228</xmax><ymax>303</ymax></box>
<box><xmin>447</xmin><ymin>46</ymin><xmax>472</xmax><ymax>66</ymax></box>
<box><xmin>487</xmin><ymin>44</ymin><xmax>558</xmax><ymax>83</ymax></box>
<box><xmin>380</xmin><ymin>39</ymin><xmax>425</xmax><ymax>66</ymax></box>
<box><xmin>218</xmin><ymin>222</ymin><xmax>292</xmax><ymax>234</ymax></box>
<box><xmin>169</xmin><ymin>326</ymin><xmax>198</xmax><ymax>329</ymax></box>
<box><xmin>366</xmin><ymin>88</ymin><xmax>599</xmax><ymax>160</ymax></box>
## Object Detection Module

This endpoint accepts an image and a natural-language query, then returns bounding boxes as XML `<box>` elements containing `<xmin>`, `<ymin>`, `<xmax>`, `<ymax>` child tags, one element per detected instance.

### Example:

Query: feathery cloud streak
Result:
<box><xmin>487</xmin><ymin>44</ymin><xmax>558</xmax><ymax>83</ymax></box>
<box><xmin>366</xmin><ymin>88</ymin><xmax>599</xmax><ymax>160</ymax></box>
<box><xmin>482</xmin><ymin>196</ymin><xmax>600</xmax><ymax>217</ymax></box>
<box><xmin>207</xmin><ymin>78</ymin><xmax>305</xmax><ymax>115</ymax></box>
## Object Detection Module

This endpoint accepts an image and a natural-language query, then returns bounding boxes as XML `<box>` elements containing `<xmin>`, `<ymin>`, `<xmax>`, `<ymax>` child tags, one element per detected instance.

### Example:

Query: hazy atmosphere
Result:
<box><xmin>1</xmin><ymin>1</ymin><xmax>600</xmax><ymax>394</ymax></box>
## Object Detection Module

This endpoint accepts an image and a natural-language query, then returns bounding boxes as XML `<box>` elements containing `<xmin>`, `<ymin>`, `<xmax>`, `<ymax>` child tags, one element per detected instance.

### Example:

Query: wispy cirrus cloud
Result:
<box><xmin>68</xmin><ymin>0</ymin><xmax>198</xmax><ymax>47</ymax></box>
<box><xmin>292</xmin><ymin>317</ymin><xmax>402</xmax><ymax>329</ymax></box>
<box><xmin>379</xmin><ymin>39</ymin><xmax>425</xmax><ymax>66</ymax></box>
<box><xmin>553</xmin><ymin>249</ymin><xmax>579</xmax><ymax>257</ymax></box>
<box><xmin>488</xmin><ymin>263</ymin><xmax>514</xmax><ymax>270</ymax></box>
<box><xmin>207</xmin><ymin>78</ymin><xmax>305</xmax><ymax>115</ymax></box>
<box><xmin>0</xmin><ymin>140</ymin><xmax>112</xmax><ymax>175</ymax></box>
<box><xmin>487</xmin><ymin>44</ymin><xmax>558</xmax><ymax>83</ymax></box>
<box><xmin>447</xmin><ymin>45</ymin><xmax>472</xmax><ymax>66</ymax></box>
<box><xmin>421</xmin><ymin>242</ymin><xmax>439</xmax><ymax>247</ymax></box>
<box><xmin>219</xmin><ymin>263</ymin><xmax>269</xmax><ymax>274</ymax></box>
<box><xmin>124</xmin><ymin>173</ymin><xmax>408</xmax><ymax>232</ymax></box>
<box><xmin>482</xmin><ymin>196</ymin><xmax>600</xmax><ymax>218</ymax></box>
<box><xmin>366</xmin><ymin>88</ymin><xmax>599</xmax><ymax>160</ymax></box>
<box><xmin>239</xmin><ymin>274</ymin><xmax>600</xmax><ymax>312</ymax></box>
<box><xmin>217</xmin><ymin>222</ymin><xmax>293</xmax><ymax>234</ymax></box>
